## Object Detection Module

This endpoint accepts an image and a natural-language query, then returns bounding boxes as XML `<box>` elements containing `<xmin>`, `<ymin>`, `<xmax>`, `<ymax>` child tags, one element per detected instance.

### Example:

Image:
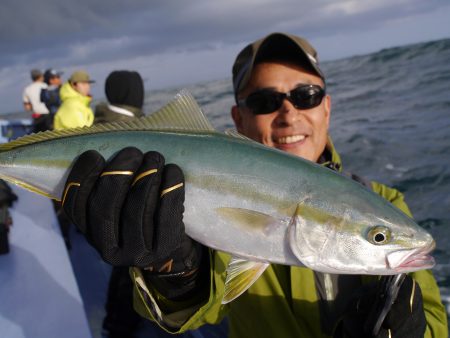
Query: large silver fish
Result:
<box><xmin>0</xmin><ymin>90</ymin><xmax>435</xmax><ymax>303</ymax></box>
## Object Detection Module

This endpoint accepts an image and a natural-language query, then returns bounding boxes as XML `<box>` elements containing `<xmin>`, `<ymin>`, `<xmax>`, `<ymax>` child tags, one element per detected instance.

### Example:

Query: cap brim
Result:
<box><xmin>70</xmin><ymin>79</ymin><xmax>95</xmax><ymax>84</ymax></box>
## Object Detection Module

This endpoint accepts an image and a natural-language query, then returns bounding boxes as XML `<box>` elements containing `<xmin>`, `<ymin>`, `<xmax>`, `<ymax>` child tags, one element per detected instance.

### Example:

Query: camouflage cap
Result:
<box><xmin>69</xmin><ymin>70</ymin><xmax>95</xmax><ymax>84</ymax></box>
<box><xmin>232</xmin><ymin>32</ymin><xmax>325</xmax><ymax>95</ymax></box>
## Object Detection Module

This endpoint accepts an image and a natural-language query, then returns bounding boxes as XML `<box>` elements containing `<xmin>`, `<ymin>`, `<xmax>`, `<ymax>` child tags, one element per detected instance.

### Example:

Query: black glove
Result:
<box><xmin>62</xmin><ymin>147</ymin><xmax>203</xmax><ymax>278</ymax></box>
<box><xmin>338</xmin><ymin>275</ymin><xmax>426</xmax><ymax>338</ymax></box>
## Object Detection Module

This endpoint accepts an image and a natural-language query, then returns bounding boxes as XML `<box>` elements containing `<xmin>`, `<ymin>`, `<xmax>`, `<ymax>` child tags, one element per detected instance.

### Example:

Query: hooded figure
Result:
<box><xmin>93</xmin><ymin>70</ymin><xmax>147</xmax><ymax>337</ymax></box>
<box><xmin>94</xmin><ymin>70</ymin><xmax>145</xmax><ymax>124</ymax></box>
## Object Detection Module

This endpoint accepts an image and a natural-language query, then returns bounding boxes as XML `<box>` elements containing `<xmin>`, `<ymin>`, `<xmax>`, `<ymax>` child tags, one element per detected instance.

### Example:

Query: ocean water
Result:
<box><xmin>143</xmin><ymin>38</ymin><xmax>450</xmax><ymax>324</ymax></box>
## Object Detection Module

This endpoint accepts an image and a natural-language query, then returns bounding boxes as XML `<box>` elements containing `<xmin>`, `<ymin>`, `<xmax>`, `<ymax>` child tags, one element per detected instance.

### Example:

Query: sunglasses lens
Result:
<box><xmin>242</xmin><ymin>85</ymin><xmax>325</xmax><ymax>115</ymax></box>
<box><xmin>245</xmin><ymin>91</ymin><xmax>283</xmax><ymax>115</ymax></box>
<box><xmin>290</xmin><ymin>85</ymin><xmax>324</xmax><ymax>109</ymax></box>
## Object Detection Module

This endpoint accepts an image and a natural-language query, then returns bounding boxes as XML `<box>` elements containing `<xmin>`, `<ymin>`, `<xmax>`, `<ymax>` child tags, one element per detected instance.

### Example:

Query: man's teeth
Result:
<box><xmin>276</xmin><ymin>135</ymin><xmax>306</xmax><ymax>144</ymax></box>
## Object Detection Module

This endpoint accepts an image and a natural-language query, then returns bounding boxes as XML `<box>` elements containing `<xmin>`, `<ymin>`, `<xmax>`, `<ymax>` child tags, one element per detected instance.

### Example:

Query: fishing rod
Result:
<box><xmin>364</xmin><ymin>273</ymin><xmax>407</xmax><ymax>336</ymax></box>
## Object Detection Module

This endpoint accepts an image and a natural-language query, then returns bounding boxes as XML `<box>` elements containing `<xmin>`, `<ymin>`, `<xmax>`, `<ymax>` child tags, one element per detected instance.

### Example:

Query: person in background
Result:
<box><xmin>22</xmin><ymin>69</ymin><xmax>51</xmax><ymax>133</ymax></box>
<box><xmin>95</xmin><ymin>70</ymin><xmax>145</xmax><ymax>338</ymax></box>
<box><xmin>40</xmin><ymin>69</ymin><xmax>64</xmax><ymax>127</ymax></box>
<box><xmin>54</xmin><ymin>70</ymin><xmax>94</xmax><ymax>130</ymax></box>
<box><xmin>52</xmin><ymin>70</ymin><xmax>94</xmax><ymax>248</ymax></box>
<box><xmin>0</xmin><ymin>180</ymin><xmax>17</xmax><ymax>255</ymax></box>
<box><xmin>94</xmin><ymin>70</ymin><xmax>145</xmax><ymax>124</ymax></box>
<box><xmin>61</xmin><ymin>33</ymin><xmax>448</xmax><ymax>338</ymax></box>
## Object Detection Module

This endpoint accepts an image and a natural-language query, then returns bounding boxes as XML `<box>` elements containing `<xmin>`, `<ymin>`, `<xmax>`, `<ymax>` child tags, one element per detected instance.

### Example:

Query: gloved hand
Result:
<box><xmin>339</xmin><ymin>275</ymin><xmax>426</xmax><ymax>338</ymax></box>
<box><xmin>62</xmin><ymin>147</ymin><xmax>203</xmax><ymax>280</ymax></box>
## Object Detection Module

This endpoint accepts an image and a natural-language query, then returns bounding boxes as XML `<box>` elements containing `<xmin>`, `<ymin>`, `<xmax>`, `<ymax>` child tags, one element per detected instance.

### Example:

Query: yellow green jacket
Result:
<box><xmin>132</xmin><ymin>139</ymin><xmax>448</xmax><ymax>338</ymax></box>
<box><xmin>54</xmin><ymin>82</ymin><xmax>94</xmax><ymax>130</ymax></box>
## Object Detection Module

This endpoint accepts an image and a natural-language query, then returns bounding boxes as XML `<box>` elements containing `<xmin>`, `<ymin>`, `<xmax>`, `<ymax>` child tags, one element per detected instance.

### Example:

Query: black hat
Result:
<box><xmin>44</xmin><ymin>68</ymin><xmax>63</xmax><ymax>84</ymax></box>
<box><xmin>105</xmin><ymin>70</ymin><xmax>144</xmax><ymax>109</ymax></box>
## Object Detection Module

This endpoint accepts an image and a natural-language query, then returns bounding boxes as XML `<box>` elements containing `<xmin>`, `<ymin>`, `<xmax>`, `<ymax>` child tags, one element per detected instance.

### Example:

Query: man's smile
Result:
<box><xmin>274</xmin><ymin>134</ymin><xmax>306</xmax><ymax>144</ymax></box>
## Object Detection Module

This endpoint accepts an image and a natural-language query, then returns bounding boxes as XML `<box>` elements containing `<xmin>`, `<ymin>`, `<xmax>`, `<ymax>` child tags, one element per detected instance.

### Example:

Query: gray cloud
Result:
<box><xmin>0</xmin><ymin>0</ymin><xmax>449</xmax><ymax>113</ymax></box>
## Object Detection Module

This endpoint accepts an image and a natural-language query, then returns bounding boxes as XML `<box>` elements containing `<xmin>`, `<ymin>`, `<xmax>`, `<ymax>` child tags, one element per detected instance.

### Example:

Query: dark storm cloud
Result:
<box><xmin>1</xmin><ymin>0</ymin><xmax>448</xmax><ymax>67</ymax></box>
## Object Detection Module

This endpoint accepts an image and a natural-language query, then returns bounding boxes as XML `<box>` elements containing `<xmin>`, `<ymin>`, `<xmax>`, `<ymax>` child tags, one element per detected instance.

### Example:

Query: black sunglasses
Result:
<box><xmin>238</xmin><ymin>84</ymin><xmax>326</xmax><ymax>115</ymax></box>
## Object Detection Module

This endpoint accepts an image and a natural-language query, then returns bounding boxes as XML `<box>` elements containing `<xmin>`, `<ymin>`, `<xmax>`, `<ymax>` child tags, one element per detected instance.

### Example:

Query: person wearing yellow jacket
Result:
<box><xmin>54</xmin><ymin>70</ymin><xmax>94</xmax><ymax>130</ymax></box>
<box><xmin>60</xmin><ymin>33</ymin><xmax>448</xmax><ymax>338</ymax></box>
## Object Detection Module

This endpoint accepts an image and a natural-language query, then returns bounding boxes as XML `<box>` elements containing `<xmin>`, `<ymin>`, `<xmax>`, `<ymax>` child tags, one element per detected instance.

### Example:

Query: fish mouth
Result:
<box><xmin>387</xmin><ymin>241</ymin><xmax>436</xmax><ymax>272</ymax></box>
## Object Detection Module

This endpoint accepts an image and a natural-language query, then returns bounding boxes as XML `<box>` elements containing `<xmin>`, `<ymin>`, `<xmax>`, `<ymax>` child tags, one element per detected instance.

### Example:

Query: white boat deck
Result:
<box><xmin>0</xmin><ymin>186</ymin><xmax>92</xmax><ymax>338</ymax></box>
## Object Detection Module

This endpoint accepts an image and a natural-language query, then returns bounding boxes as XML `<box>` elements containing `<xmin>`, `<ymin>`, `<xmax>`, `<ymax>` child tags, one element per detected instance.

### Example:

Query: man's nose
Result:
<box><xmin>275</xmin><ymin>98</ymin><xmax>299</xmax><ymax>126</ymax></box>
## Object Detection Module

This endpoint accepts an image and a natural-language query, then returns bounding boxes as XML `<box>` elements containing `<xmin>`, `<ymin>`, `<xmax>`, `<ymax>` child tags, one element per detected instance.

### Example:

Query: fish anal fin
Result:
<box><xmin>222</xmin><ymin>257</ymin><xmax>269</xmax><ymax>304</ymax></box>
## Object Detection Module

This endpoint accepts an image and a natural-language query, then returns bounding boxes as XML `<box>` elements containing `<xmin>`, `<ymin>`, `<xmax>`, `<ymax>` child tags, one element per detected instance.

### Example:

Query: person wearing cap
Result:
<box><xmin>40</xmin><ymin>68</ymin><xmax>64</xmax><ymax>117</ymax></box>
<box><xmin>60</xmin><ymin>33</ymin><xmax>447</xmax><ymax>338</ymax></box>
<box><xmin>22</xmin><ymin>69</ymin><xmax>51</xmax><ymax>133</ymax></box>
<box><xmin>54</xmin><ymin>70</ymin><xmax>95</xmax><ymax>130</ymax></box>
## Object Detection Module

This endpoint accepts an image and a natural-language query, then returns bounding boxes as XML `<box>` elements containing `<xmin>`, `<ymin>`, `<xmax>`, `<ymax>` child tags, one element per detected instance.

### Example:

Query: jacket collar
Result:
<box><xmin>60</xmin><ymin>81</ymin><xmax>92</xmax><ymax>105</ymax></box>
<box><xmin>111</xmin><ymin>104</ymin><xmax>144</xmax><ymax>118</ymax></box>
<box><xmin>318</xmin><ymin>136</ymin><xmax>343</xmax><ymax>172</ymax></box>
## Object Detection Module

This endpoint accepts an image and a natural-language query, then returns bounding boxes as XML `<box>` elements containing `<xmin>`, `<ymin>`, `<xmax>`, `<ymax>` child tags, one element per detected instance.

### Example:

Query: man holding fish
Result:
<box><xmin>1</xmin><ymin>33</ymin><xmax>445</xmax><ymax>337</ymax></box>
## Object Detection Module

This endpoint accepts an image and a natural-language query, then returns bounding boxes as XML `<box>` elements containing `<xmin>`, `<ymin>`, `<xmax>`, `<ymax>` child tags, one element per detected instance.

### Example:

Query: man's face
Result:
<box><xmin>231</xmin><ymin>62</ymin><xmax>331</xmax><ymax>163</ymax></box>
<box><xmin>49</xmin><ymin>76</ymin><xmax>62</xmax><ymax>86</ymax></box>
<box><xmin>73</xmin><ymin>82</ymin><xmax>91</xmax><ymax>97</ymax></box>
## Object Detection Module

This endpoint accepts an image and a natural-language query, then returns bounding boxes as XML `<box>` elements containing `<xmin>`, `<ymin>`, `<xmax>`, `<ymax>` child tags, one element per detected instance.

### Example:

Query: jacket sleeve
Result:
<box><xmin>132</xmin><ymin>249</ymin><xmax>229</xmax><ymax>333</ymax></box>
<box><xmin>371</xmin><ymin>181</ymin><xmax>448</xmax><ymax>338</ymax></box>
<box><xmin>22</xmin><ymin>88</ymin><xmax>30</xmax><ymax>103</ymax></box>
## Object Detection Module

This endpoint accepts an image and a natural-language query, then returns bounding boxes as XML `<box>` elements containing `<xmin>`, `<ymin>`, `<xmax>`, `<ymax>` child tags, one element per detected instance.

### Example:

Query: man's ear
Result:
<box><xmin>324</xmin><ymin>95</ymin><xmax>331</xmax><ymax>129</ymax></box>
<box><xmin>231</xmin><ymin>105</ymin><xmax>243</xmax><ymax>133</ymax></box>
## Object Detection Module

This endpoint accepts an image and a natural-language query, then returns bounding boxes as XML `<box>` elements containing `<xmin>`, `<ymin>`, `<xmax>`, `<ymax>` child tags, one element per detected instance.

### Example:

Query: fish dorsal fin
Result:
<box><xmin>222</xmin><ymin>256</ymin><xmax>269</xmax><ymax>304</ymax></box>
<box><xmin>144</xmin><ymin>89</ymin><xmax>215</xmax><ymax>131</ymax></box>
<box><xmin>0</xmin><ymin>89</ymin><xmax>215</xmax><ymax>152</ymax></box>
<box><xmin>224</xmin><ymin>129</ymin><xmax>257</xmax><ymax>142</ymax></box>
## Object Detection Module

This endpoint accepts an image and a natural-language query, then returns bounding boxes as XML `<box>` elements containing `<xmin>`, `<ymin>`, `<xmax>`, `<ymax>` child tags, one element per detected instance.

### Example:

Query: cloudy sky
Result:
<box><xmin>1</xmin><ymin>0</ymin><xmax>450</xmax><ymax>114</ymax></box>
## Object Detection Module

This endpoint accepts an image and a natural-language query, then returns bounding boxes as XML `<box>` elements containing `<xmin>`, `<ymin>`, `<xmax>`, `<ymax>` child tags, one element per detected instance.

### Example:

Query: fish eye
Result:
<box><xmin>367</xmin><ymin>226</ymin><xmax>391</xmax><ymax>245</ymax></box>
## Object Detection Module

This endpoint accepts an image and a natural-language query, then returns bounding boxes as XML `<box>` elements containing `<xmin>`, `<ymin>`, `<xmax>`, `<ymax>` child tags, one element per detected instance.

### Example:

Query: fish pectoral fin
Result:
<box><xmin>222</xmin><ymin>256</ymin><xmax>269</xmax><ymax>304</ymax></box>
<box><xmin>216</xmin><ymin>207</ymin><xmax>279</xmax><ymax>232</ymax></box>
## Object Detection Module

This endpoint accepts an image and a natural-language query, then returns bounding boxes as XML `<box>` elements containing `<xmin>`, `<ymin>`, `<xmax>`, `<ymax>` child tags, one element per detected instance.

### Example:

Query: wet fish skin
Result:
<box><xmin>0</xmin><ymin>91</ymin><xmax>435</xmax><ymax>303</ymax></box>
